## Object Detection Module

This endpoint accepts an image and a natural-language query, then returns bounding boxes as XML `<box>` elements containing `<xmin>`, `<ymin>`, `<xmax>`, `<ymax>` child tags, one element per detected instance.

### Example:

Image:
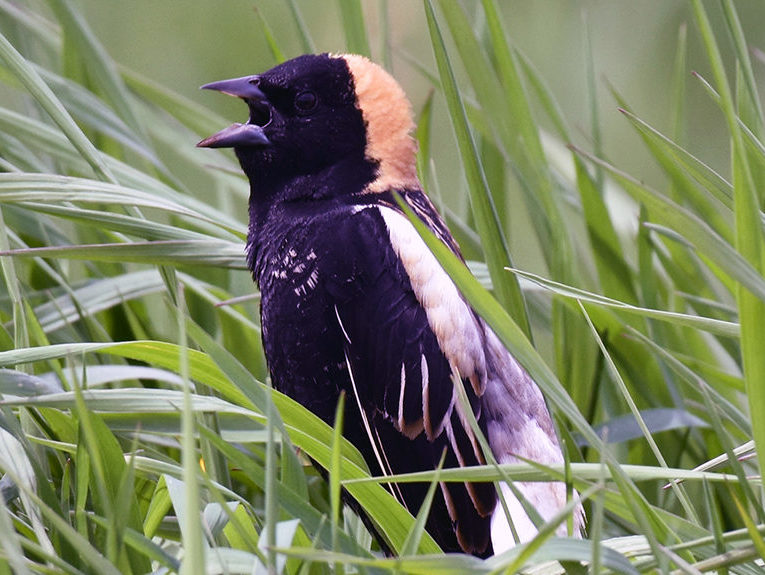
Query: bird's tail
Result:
<box><xmin>480</xmin><ymin>329</ymin><xmax>584</xmax><ymax>551</ymax></box>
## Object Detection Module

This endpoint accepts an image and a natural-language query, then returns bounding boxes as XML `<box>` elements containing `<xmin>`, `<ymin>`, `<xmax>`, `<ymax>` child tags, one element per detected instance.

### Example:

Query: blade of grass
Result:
<box><xmin>263</xmin><ymin>378</ymin><xmax>278</xmax><ymax>572</ymax></box>
<box><xmin>48</xmin><ymin>0</ymin><xmax>148</xmax><ymax>141</ymax></box>
<box><xmin>669</xmin><ymin>23</ymin><xmax>688</xmax><ymax>191</ymax></box>
<box><xmin>574</xmin><ymin>155</ymin><xmax>637</xmax><ymax>304</ymax></box>
<box><xmin>285</xmin><ymin>0</ymin><xmax>315</xmax><ymax>54</ymax></box>
<box><xmin>0</xmin><ymin>239</ymin><xmax>247</xmax><ymax>268</ymax></box>
<box><xmin>0</xmin><ymin>30</ymin><xmax>116</xmax><ymax>183</ymax></box>
<box><xmin>583</xmin><ymin>10</ymin><xmax>602</xmax><ymax>188</ymax></box>
<box><xmin>424</xmin><ymin>0</ymin><xmax>531</xmax><ymax>339</ymax></box>
<box><xmin>337</xmin><ymin>0</ymin><xmax>370</xmax><ymax>57</ymax></box>
<box><xmin>398</xmin><ymin>452</ymin><xmax>445</xmax><ymax>558</ymax></box>
<box><xmin>573</xmin><ymin>148</ymin><xmax>765</xmax><ymax>303</ymax></box>
<box><xmin>177</xmin><ymin>286</ymin><xmax>205</xmax><ymax>574</ymax></box>
<box><xmin>692</xmin><ymin>0</ymin><xmax>765</xmax><ymax>479</ymax></box>
<box><xmin>509</xmin><ymin>267</ymin><xmax>739</xmax><ymax>338</ymax></box>
<box><xmin>729</xmin><ymin>488</ymin><xmax>765</xmax><ymax>561</ymax></box>
<box><xmin>720</xmin><ymin>0</ymin><xmax>763</xmax><ymax>135</ymax></box>
<box><xmin>252</xmin><ymin>6</ymin><xmax>285</xmax><ymax>65</ymax></box>
<box><xmin>329</xmin><ymin>393</ymin><xmax>344</xmax><ymax>572</ymax></box>
<box><xmin>0</xmin><ymin>205</ymin><xmax>28</xmax><ymax>354</ymax></box>
<box><xmin>415</xmin><ymin>89</ymin><xmax>434</xmax><ymax>191</ymax></box>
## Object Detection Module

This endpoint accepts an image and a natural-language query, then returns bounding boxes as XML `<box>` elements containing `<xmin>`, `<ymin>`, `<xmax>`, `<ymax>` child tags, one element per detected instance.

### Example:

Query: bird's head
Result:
<box><xmin>198</xmin><ymin>53</ymin><xmax>419</xmax><ymax>196</ymax></box>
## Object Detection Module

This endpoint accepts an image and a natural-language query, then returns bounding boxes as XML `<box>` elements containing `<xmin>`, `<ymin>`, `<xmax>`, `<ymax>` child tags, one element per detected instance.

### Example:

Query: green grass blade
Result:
<box><xmin>286</xmin><ymin>0</ymin><xmax>316</xmax><ymax>54</ymax></box>
<box><xmin>48</xmin><ymin>0</ymin><xmax>148</xmax><ymax>141</ymax></box>
<box><xmin>263</xmin><ymin>380</ymin><xmax>278</xmax><ymax>572</ymax></box>
<box><xmin>252</xmin><ymin>6</ymin><xmax>285</xmax><ymax>64</ymax></box>
<box><xmin>0</xmin><ymin>30</ymin><xmax>116</xmax><ymax>183</ymax></box>
<box><xmin>337</xmin><ymin>0</ymin><xmax>370</xmax><ymax>57</ymax></box>
<box><xmin>0</xmin><ymin>239</ymin><xmax>246</xmax><ymax>268</ymax></box>
<box><xmin>669</xmin><ymin>23</ymin><xmax>687</xmax><ymax>171</ymax></box>
<box><xmin>720</xmin><ymin>0</ymin><xmax>763</xmax><ymax>135</ymax></box>
<box><xmin>330</xmin><ymin>393</ymin><xmax>345</xmax><ymax>568</ymax></box>
<box><xmin>510</xmin><ymin>268</ymin><xmax>738</xmax><ymax>338</ymax></box>
<box><xmin>176</xmin><ymin>288</ymin><xmax>205</xmax><ymax>574</ymax></box>
<box><xmin>424</xmin><ymin>0</ymin><xmax>531</xmax><ymax>339</ymax></box>
<box><xmin>574</xmin><ymin>148</ymin><xmax>765</xmax><ymax>303</ymax></box>
<box><xmin>415</xmin><ymin>89</ymin><xmax>434</xmax><ymax>190</ymax></box>
<box><xmin>574</xmin><ymin>157</ymin><xmax>637</xmax><ymax>303</ymax></box>
<box><xmin>692</xmin><ymin>0</ymin><xmax>765</xmax><ymax>479</ymax></box>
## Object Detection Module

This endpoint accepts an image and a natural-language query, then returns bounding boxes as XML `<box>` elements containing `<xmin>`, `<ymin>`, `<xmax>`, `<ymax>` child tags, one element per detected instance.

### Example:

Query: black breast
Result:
<box><xmin>249</xmin><ymin>202</ymin><xmax>356</xmax><ymax>424</ymax></box>
<box><xmin>247</xmin><ymin>199</ymin><xmax>494</xmax><ymax>556</ymax></box>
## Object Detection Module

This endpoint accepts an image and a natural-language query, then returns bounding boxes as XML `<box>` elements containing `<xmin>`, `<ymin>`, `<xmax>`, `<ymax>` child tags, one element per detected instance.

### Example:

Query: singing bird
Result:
<box><xmin>198</xmin><ymin>53</ymin><xmax>582</xmax><ymax>556</ymax></box>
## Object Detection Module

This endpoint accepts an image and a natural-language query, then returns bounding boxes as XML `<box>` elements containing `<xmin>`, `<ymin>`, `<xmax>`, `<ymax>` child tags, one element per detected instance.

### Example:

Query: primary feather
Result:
<box><xmin>199</xmin><ymin>53</ymin><xmax>583</xmax><ymax>556</ymax></box>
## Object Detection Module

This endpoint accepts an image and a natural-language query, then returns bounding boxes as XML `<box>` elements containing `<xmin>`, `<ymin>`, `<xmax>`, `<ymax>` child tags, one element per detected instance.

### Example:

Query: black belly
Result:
<box><xmin>260</xmin><ymin>276</ymin><xmax>345</xmax><ymax>422</ymax></box>
<box><xmin>251</xmin><ymin>204</ymin><xmax>493</xmax><ymax>556</ymax></box>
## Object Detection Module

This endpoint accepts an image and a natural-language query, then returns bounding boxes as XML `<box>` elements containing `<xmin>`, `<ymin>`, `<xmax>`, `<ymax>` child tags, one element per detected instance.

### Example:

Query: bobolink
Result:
<box><xmin>199</xmin><ymin>53</ymin><xmax>582</xmax><ymax>556</ymax></box>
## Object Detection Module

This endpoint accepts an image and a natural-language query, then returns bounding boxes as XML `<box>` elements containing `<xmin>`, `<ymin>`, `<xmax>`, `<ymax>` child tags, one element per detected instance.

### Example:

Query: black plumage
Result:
<box><xmin>199</xmin><ymin>53</ymin><xmax>581</xmax><ymax>556</ymax></box>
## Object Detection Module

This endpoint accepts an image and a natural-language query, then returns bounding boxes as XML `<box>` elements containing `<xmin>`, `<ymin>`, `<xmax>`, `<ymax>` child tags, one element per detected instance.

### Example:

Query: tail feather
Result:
<box><xmin>481</xmin><ymin>329</ymin><xmax>585</xmax><ymax>550</ymax></box>
<box><xmin>490</xmin><ymin>470</ymin><xmax>585</xmax><ymax>552</ymax></box>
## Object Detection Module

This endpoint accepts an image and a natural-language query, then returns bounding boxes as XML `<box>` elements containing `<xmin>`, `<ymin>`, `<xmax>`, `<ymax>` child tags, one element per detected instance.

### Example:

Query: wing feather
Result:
<box><xmin>323</xmin><ymin>192</ymin><xmax>579</xmax><ymax>552</ymax></box>
<box><xmin>326</xmin><ymin>197</ymin><xmax>497</xmax><ymax>554</ymax></box>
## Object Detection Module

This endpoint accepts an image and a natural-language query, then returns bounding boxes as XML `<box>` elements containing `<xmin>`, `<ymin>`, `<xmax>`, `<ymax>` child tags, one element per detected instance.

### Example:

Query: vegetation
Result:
<box><xmin>0</xmin><ymin>1</ymin><xmax>763</xmax><ymax>573</ymax></box>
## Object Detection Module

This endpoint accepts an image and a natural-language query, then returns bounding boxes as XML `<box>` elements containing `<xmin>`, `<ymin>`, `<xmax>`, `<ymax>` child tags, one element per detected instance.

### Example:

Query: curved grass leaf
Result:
<box><xmin>0</xmin><ymin>29</ymin><xmax>116</xmax><ymax>183</ymax></box>
<box><xmin>575</xmin><ymin>148</ymin><xmax>765</xmax><ymax>303</ymax></box>
<box><xmin>692</xmin><ymin>0</ymin><xmax>765</xmax><ymax>476</ymax></box>
<box><xmin>338</xmin><ymin>0</ymin><xmax>370</xmax><ymax>57</ymax></box>
<box><xmin>509</xmin><ymin>267</ymin><xmax>739</xmax><ymax>338</ymax></box>
<box><xmin>424</xmin><ymin>0</ymin><xmax>531</xmax><ymax>338</ymax></box>
<box><xmin>0</xmin><ymin>239</ymin><xmax>246</xmax><ymax>268</ymax></box>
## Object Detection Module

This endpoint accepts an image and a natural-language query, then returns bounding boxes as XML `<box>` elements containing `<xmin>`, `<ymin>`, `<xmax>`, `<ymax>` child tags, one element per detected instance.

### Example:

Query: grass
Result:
<box><xmin>0</xmin><ymin>0</ymin><xmax>763</xmax><ymax>573</ymax></box>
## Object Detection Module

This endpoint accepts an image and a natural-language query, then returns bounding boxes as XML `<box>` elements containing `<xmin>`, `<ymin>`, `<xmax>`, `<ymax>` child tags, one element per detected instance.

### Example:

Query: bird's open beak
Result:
<box><xmin>197</xmin><ymin>75</ymin><xmax>271</xmax><ymax>148</ymax></box>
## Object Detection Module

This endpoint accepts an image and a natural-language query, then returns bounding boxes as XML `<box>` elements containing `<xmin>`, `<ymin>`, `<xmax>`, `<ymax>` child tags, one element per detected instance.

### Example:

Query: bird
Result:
<box><xmin>198</xmin><ymin>53</ymin><xmax>582</xmax><ymax>556</ymax></box>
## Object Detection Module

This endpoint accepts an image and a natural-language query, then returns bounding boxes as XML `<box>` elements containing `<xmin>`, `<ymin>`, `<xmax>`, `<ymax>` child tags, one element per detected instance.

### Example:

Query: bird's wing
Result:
<box><xmin>324</xmin><ymin>194</ymin><xmax>498</xmax><ymax>553</ymax></box>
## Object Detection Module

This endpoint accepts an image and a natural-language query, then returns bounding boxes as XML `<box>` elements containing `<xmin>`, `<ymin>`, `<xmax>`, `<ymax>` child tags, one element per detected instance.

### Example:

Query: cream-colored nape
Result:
<box><xmin>339</xmin><ymin>54</ymin><xmax>419</xmax><ymax>193</ymax></box>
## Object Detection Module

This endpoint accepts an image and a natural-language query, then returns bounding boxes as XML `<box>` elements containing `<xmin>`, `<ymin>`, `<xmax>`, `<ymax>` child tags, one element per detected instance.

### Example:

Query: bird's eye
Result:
<box><xmin>294</xmin><ymin>90</ymin><xmax>318</xmax><ymax>113</ymax></box>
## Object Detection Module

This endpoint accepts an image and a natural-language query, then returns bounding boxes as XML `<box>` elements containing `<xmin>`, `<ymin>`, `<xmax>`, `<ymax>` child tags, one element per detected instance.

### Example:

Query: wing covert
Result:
<box><xmin>324</xmin><ymin>198</ymin><xmax>497</xmax><ymax>554</ymax></box>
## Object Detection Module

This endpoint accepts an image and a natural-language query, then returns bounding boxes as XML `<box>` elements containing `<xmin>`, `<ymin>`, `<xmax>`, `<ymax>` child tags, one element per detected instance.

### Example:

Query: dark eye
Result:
<box><xmin>294</xmin><ymin>90</ymin><xmax>317</xmax><ymax>113</ymax></box>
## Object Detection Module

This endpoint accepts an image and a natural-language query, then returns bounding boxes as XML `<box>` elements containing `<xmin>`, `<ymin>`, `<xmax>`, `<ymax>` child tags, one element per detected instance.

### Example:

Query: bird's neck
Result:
<box><xmin>244</xmin><ymin>153</ymin><xmax>377</xmax><ymax>277</ymax></box>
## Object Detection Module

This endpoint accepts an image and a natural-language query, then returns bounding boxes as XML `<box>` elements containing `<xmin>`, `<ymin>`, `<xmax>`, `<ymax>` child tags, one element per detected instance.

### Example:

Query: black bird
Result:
<box><xmin>198</xmin><ymin>53</ymin><xmax>582</xmax><ymax>556</ymax></box>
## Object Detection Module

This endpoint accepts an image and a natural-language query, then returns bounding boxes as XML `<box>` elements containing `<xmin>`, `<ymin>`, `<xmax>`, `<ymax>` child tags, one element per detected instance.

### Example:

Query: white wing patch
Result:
<box><xmin>378</xmin><ymin>207</ymin><xmax>486</xmax><ymax>393</ymax></box>
<box><xmin>490</xmin><ymin>482</ymin><xmax>539</xmax><ymax>548</ymax></box>
<box><xmin>376</xmin><ymin>206</ymin><xmax>584</xmax><ymax>546</ymax></box>
<box><xmin>490</xmin><ymin>467</ymin><xmax>583</xmax><ymax>551</ymax></box>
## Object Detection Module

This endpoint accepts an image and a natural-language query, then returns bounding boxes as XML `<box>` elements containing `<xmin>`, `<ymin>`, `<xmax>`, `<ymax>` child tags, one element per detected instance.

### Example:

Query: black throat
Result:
<box><xmin>243</xmin><ymin>151</ymin><xmax>378</xmax><ymax>280</ymax></box>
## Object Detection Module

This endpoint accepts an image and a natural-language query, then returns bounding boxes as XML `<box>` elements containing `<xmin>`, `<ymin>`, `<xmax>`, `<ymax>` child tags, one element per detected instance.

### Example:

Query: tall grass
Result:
<box><xmin>0</xmin><ymin>1</ymin><xmax>762</xmax><ymax>573</ymax></box>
